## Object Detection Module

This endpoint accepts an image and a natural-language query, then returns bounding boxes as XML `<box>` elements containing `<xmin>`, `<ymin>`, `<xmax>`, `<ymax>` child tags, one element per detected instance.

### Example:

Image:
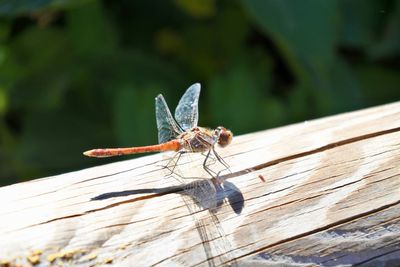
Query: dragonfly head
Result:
<box><xmin>215</xmin><ymin>126</ymin><xmax>233</xmax><ymax>148</ymax></box>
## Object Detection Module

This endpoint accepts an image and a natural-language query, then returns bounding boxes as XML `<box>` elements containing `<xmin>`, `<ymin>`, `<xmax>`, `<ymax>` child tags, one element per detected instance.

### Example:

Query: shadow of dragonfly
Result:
<box><xmin>91</xmin><ymin>178</ymin><xmax>244</xmax><ymax>266</ymax></box>
<box><xmin>91</xmin><ymin>177</ymin><xmax>243</xmax><ymax>266</ymax></box>
<box><xmin>91</xmin><ymin>179</ymin><xmax>244</xmax><ymax>215</ymax></box>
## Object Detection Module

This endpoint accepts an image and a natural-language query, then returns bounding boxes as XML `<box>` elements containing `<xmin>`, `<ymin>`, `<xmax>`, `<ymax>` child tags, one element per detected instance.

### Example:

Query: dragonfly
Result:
<box><xmin>83</xmin><ymin>83</ymin><xmax>233</xmax><ymax>180</ymax></box>
<box><xmin>85</xmin><ymin>83</ymin><xmax>240</xmax><ymax>265</ymax></box>
<box><xmin>85</xmin><ymin>83</ymin><xmax>242</xmax><ymax>265</ymax></box>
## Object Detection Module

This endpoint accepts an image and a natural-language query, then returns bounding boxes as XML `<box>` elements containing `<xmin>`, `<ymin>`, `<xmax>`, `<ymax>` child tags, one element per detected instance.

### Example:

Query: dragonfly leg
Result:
<box><xmin>164</xmin><ymin>152</ymin><xmax>184</xmax><ymax>176</ymax></box>
<box><xmin>212</xmin><ymin>148</ymin><xmax>230</xmax><ymax>171</ymax></box>
<box><xmin>203</xmin><ymin>149</ymin><xmax>219</xmax><ymax>178</ymax></box>
<box><xmin>202</xmin><ymin>151</ymin><xmax>217</xmax><ymax>166</ymax></box>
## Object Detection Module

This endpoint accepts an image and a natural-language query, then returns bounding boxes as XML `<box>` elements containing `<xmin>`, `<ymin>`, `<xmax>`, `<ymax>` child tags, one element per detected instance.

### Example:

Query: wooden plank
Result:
<box><xmin>1</xmin><ymin>102</ymin><xmax>400</xmax><ymax>266</ymax></box>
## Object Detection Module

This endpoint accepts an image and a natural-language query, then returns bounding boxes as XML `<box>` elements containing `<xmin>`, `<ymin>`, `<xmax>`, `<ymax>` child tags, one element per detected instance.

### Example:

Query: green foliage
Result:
<box><xmin>0</xmin><ymin>0</ymin><xmax>399</xmax><ymax>185</ymax></box>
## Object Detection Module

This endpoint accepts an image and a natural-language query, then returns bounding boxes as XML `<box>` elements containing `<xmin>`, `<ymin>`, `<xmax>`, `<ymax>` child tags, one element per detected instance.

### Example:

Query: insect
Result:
<box><xmin>83</xmin><ymin>83</ymin><xmax>233</xmax><ymax>179</ymax></box>
<box><xmin>85</xmin><ymin>83</ymin><xmax>240</xmax><ymax>265</ymax></box>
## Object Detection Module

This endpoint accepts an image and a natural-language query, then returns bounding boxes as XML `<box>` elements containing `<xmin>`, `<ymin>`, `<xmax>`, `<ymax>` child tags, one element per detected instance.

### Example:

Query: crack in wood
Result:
<box><xmin>230</xmin><ymin>200</ymin><xmax>400</xmax><ymax>264</ymax></box>
<box><xmin>352</xmin><ymin>247</ymin><xmax>400</xmax><ymax>266</ymax></box>
<box><xmin>220</xmin><ymin>126</ymin><xmax>400</xmax><ymax>180</ymax></box>
<box><xmin>12</xmin><ymin>193</ymin><xmax>168</xmax><ymax>232</ymax></box>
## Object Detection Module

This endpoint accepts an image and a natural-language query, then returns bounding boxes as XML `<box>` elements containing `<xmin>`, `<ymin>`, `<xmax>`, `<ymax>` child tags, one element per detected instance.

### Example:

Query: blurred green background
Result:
<box><xmin>0</xmin><ymin>0</ymin><xmax>399</xmax><ymax>186</ymax></box>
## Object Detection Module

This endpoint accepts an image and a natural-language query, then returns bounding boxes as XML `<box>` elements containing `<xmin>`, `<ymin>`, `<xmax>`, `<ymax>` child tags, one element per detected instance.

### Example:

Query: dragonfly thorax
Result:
<box><xmin>177</xmin><ymin>126</ymin><xmax>232</xmax><ymax>153</ymax></box>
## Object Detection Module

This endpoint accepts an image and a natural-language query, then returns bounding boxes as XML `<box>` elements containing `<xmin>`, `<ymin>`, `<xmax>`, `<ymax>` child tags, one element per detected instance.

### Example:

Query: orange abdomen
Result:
<box><xmin>83</xmin><ymin>140</ymin><xmax>181</xmax><ymax>158</ymax></box>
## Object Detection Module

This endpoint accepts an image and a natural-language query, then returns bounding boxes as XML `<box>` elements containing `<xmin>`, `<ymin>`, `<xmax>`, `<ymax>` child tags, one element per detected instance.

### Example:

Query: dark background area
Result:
<box><xmin>0</xmin><ymin>0</ymin><xmax>399</xmax><ymax>186</ymax></box>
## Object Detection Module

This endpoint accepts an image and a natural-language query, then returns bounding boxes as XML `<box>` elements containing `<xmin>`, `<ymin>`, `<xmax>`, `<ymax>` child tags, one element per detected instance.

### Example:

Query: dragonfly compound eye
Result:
<box><xmin>217</xmin><ymin>127</ymin><xmax>233</xmax><ymax>147</ymax></box>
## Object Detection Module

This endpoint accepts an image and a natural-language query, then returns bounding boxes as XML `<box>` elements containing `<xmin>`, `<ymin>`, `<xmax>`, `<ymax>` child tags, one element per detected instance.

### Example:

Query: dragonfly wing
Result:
<box><xmin>175</xmin><ymin>83</ymin><xmax>201</xmax><ymax>131</ymax></box>
<box><xmin>155</xmin><ymin>94</ymin><xmax>183</xmax><ymax>144</ymax></box>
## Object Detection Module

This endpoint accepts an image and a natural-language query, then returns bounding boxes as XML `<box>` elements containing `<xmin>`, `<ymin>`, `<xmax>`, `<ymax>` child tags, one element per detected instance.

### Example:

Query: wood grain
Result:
<box><xmin>1</xmin><ymin>102</ymin><xmax>400</xmax><ymax>267</ymax></box>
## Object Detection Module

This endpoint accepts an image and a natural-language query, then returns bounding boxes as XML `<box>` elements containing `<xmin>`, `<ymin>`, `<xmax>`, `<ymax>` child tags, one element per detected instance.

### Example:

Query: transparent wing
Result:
<box><xmin>155</xmin><ymin>94</ymin><xmax>183</xmax><ymax>144</ymax></box>
<box><xmin>160</xmin><ymin>152</ymin><xmax>238</xmax><ymax>266</ymax></box>
<box><xmin>174</xmin><ymin>83</ymin><xmax>201</xmax><ymax>130</ymax></box>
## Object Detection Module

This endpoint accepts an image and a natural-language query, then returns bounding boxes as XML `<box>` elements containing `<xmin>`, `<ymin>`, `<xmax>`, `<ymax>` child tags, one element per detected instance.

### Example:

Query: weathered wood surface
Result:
<box><xmin>1</xmin><ymin>102</ymin><xmax>400</xmax><ymax>267</ymax></box>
